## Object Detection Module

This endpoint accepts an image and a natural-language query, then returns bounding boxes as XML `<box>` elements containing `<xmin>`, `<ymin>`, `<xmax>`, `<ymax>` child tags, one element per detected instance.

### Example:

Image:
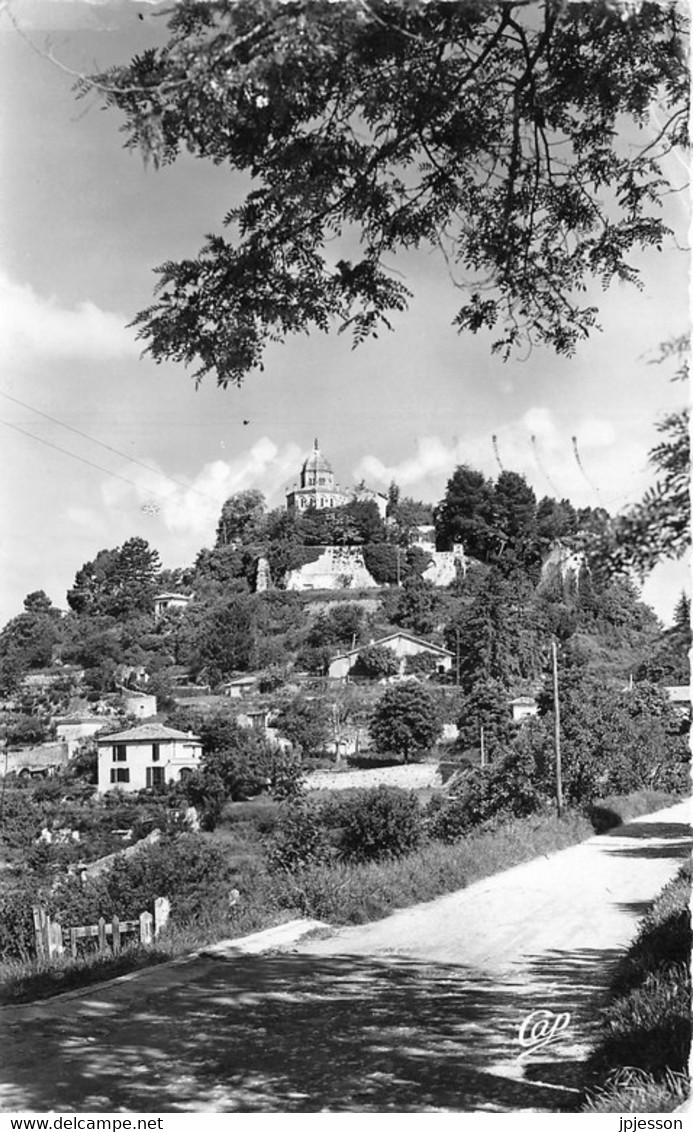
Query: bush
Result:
<box><xmin>264</xmin><ymin>803</ymin><xmax>331</xmax><ymax>874</ymax></box>
<box><xmin>362</xmin><ymin>543</ymin><xmax>400</xmax><ymax>585</ymax></box>
<box><xmin>585</xmin><ymin>863</ymin><xmax>692</xmax><ymax>1099</ymax></box>
<box><xmin>0</xmin><ymin>878</ymin><xmax>43</xmax><ymax>961</ymax></box>
<box><xmin>353</xmin><ymin>644</ymin><xmax>399</xmax><ymax>680</ymax></box>
<box><xmin>334</xmin><ymin>786</ymin><xmax>423</xmax><ymax>863</ymax></box>
<box><xmin>0</xmin><ymin>831</ymin><xmax>237</xmax><ymax>963</ymax></box>
<box><xmin>404</xmin><ymin>651</ymin><xmax>439</xmax><ymax>677</ymax></box>
<box><xmin>91</xmin><ymin>833</ymin><xmax>235</xmax><ymax>925</ymax></box>
<box><xmin>426</xmin><ymin>747</ymin><xmax>541</xmax><ymax>841</ymax></box>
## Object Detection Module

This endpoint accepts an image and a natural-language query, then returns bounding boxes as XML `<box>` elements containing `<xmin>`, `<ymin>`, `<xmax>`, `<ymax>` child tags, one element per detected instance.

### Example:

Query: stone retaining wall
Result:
<box><xmin>305</xmin><ymin>762</ymin><xmax>441</xmax><ymax>792</ymax></box>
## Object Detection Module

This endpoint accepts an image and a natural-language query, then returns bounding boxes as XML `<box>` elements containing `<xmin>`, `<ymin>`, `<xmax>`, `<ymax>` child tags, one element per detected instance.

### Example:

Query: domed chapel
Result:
<box><xmin>286</xmin><ymin>440</ymin><xmax>385</xmax><ymax>514</ymax></box>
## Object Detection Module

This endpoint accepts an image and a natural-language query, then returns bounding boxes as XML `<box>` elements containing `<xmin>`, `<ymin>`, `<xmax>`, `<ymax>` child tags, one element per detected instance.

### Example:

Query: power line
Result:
<box><xmin>0</xmin><ymin>389</ymin><xmax>222</xmax><ymax>508</ymax></box>
<box><xmin>0</xmin><ymin>417</ymin><xmax>218</xmax><ymax>516</ymax></box>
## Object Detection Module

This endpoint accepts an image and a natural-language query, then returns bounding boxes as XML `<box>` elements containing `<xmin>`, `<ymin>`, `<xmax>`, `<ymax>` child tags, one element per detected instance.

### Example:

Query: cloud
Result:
<box><xmin>354</xmin><ymin>409</ymin><xmax>651</xmax><ymax>513</ymax></box>
<box><xmin>95</xmin><ymin>438</ymin><xmax>303</xmax><ymax>542</ymax></box>
<box><xmin>0</xmin><ymin>270</ymin><xmax>138</xmax><ymax>363</ymax></box>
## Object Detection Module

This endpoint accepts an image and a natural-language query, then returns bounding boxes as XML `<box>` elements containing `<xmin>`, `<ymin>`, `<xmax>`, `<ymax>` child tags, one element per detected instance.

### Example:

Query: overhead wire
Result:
<box><xmin>0</xmin><ymin>393</ymin><xmax>223</xmax><ymax>509</ymax></box>
<box><xmin>0</xmin><ymin>418</ymin><xmax>219</xmax><ymax>518</ymax></box>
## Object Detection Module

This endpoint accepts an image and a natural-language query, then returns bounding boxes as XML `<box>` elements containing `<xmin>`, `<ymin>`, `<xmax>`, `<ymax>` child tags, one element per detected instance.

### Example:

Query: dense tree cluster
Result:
<box><xmin>83</xmin><ymin>0</ymin><xmax>688</xmax><ymax>385</ymax></box>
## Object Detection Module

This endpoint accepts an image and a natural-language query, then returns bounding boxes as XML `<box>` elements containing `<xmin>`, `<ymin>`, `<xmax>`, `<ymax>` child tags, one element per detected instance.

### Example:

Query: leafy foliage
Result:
<box><xmin>391</xmin><ymin>576</ymin><xmax>444</xmax><ymax>636</ymax></box>
<box><xmin>264</xmin><ymin>802</ymin><xmax>331</xmax><ymax>874</ymax></box>
<box><xmin>521</xmin><ymin>673</ymin><xmax>689</xmax><ymax>804</ymax></box>
<box><xmin>67</xmin><ymin>538</ymin><xmax>162</xmax><ymax>618</ymax></box>
<box><xmin>369</xmin><ymin>682</ymin><xmax>442</xmax><ymax>761</ymax></box>
<box><xmin>0</xmin><ymin>592</ymin><xmax>62</xmax><ymax>675</ymax></box>
<box><xmin>636</xmin><ymin>593</ymin><xmax>691</xmax><ymax>684</ymax></box>
<box><xmin>445</xmin><ymin>568</ymin><xmax>546</xmax><ymax>692</ymax></box>
<box><xmin>215</xmin><ymin>489</ymin><xmax>267</xmax><ymax>547</ymax></box>
<box><xmin>334</xmin><ymin>786</ymin><xmax>422</xmax><ymax>863</ymax></box>
<box><xmin>403</xmin><ymin>651</ymin><xmax>440</xmax><ymax>678</ymax></box>
<box><xmin>273</xmin><ymin>696</ymin><xmax>330</xmax><ymax>758</ymax></box>
<box><xmin>83</xmin><ymin>0</ymin><xmax>688</xmax><ymax>384</ymax></box>
<box><xmin>427</xmin><ymin>746</ymin><xmax>541</xmax><ymax>840</ymax></box>
<box><xmin>353</xmin><ymin>643</ymin><xmax>399</xmax><ymax>680</ymax></box>
<box><xmin>585</xmin><ymin>340</ymin><xmax>690</xmax><ymax>579</ymax></box>
<box><xmin>456</xmin><ymin>677</ymin><xmax>514</xmax><ymax>756</ymax></box>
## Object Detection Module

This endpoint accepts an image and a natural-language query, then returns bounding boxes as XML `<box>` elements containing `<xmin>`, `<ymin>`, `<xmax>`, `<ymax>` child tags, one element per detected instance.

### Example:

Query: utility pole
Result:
<box><xmin>0</xmin><ymin>740</ymin><xmax>8</xmax><ymax>826</ymax></box>
<box><xmin>480</xmin><ymin>726</ymin><xmax>485</xmax><ymax>768</ymax></box>
<box><xmin>455</xmin><ymin>628</ymin><xmax>461</xmax><ymax>686</ymax></box>
<box><xmin>551</xmin><ymin>639</ymin><xmax>563</xmax><ymax>818</ymax></box>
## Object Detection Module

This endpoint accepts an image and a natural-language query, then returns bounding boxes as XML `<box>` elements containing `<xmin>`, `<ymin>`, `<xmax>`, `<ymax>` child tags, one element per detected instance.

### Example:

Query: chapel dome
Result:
<box><xmin>301</xmin><ymin>439</ymin><xmax>333</xmax><ymax>477</ymax></box>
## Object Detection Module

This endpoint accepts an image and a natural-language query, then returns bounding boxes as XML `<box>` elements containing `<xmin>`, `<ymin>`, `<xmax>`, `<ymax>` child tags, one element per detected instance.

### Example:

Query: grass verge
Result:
<box><xmin>1</xmin><ymin>789</ymin><xmax>684</xmax><ymax>1006</ymax></box>
<box><xmin>583</xmin><ymin>860</ymin><xmax>691</xmax><ymax>1113</ymax></box>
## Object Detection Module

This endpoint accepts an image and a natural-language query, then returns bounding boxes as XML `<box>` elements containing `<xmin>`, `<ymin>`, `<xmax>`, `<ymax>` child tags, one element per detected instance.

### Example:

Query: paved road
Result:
<box><xmin>1</xmin><ymin>801</ymin><xmax>690</xmax><ymax>1113</ymax></box>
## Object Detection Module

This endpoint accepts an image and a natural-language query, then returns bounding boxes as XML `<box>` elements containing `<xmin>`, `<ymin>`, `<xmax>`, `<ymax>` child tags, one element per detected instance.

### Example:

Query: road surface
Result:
<box><xmin>1</xmin><ymin>800</ymin><xmax>690</xmax><ymax>1113</ymax></box>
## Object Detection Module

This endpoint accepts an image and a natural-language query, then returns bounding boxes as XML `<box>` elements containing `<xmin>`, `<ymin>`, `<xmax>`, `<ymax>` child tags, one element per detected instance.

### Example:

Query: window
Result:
<box><xmin>146</xmin><ymin>766</ymin><xmax>165</xmax><ymax>790</ymax></box>
<box><xmin>110</xmin><ymin>768</ymin><xmax>130</xmax><ymax>784</ymax></box>
<box><xmin>152</xmin><ymin>743</ymin><xmax>160</xmax><ymax>762</ymax></box>
<box><xmin>113</xmin><ymin>744</ymin><xmax>127</xmax><ymax>762</ymax></box>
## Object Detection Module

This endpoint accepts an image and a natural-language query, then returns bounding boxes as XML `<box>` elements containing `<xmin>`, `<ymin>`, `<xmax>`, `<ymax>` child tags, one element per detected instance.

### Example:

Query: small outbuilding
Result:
<box><xmin>153</xmin><ymin>593</ymin><xmax>192</xmax><ymax>619</ymax></box>
<box><xmin>510</xmin><ymin>696</ymin><xmax>539</xmax><ymax>723</ymax></box>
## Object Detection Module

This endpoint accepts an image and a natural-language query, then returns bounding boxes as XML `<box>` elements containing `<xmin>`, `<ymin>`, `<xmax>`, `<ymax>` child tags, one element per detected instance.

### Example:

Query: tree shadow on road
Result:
<box><xmin>2</xmin><ymin>949</ymin><xmax>601</xmax><ymax>1114</ymax></box>
<box><xmin>519</xmin><ymin>946</ymin><xmax>625</xmax><ymax>1096</ymax></box>
<box><xmin>601</xmin><ymin>819</ymin><xmax>691</xmax><ymax>861</ymax></box>
<box><xmin>604</xmin><ymin>821</ymin><xmax>692</xmax><ymax>841</ymax></box>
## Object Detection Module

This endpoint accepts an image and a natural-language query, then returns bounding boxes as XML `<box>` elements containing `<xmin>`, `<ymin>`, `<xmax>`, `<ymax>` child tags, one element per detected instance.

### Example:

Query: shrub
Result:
<box><xmin>585</xmin><ymin>863</ymin><xmax>692</xmax><ymax>1099</ymax></box>
<box><xmin>335</xmin><ymin>786</ymin><xmax>423</xmax><ymax>863</ymax></box>
<box><xmin>526</xmin><ymin>676</ymin><xmax>690</xmax><ymax>806</ymax></box>
<box><xmin>0</xmin><ymin>832</ymin><xmax>237</xmax><ymax>961</ymax></box>
<box><xmin>264</xmin><ymin>803</ymin><xmax>331</xmax><ymax>874</ymax></box>
<box><xmin>0</xmin><ymin>878</ymin><xmax>43</xmax><ymax>961</ymax></box>
<box><xmin>404</xmin><ymin>651</ymin><xmax>439</xmax><ymax>677</ymax></box>
<box><xmin>426</xmin><ymin>747</ymin><xmax>541</xmax><ymax>841</ymax></box>
<box><xmin>362</xmin><ymin>543</ymin><xmax>400</xmax><ymax>585</ymax></box>
<box><xmin>353</xmin><ymin>644</ymin><xmax>399</xmax><ymax>680</ymax></box>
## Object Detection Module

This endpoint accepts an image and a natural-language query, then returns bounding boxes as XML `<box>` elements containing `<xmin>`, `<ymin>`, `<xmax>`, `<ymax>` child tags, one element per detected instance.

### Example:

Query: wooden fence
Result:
<box><xmin>32</xmin><ymin>897</ymin><xmax>170</xmax><ymax>962</ymax></box>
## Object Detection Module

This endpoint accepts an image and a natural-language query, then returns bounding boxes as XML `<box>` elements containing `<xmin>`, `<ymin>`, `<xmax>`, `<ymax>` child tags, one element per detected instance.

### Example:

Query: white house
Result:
<box><xmin>328</xmin><ymin>631</ymin><xmax>454</xmax><ymax>680</ymax></box>
<box><xmin>97</xmin><ymin>723</ymin><xmax>203</xmax><ymax>794</ymax></box>
<box><xmin>153</xmin><ymin>593</ymin><xmax>192</xmax><ymax>619</ymax></box>
<box><xmin>510</xmin><ymin>696</ymin><xmax>539</xmax><ymax>723</ymax></box>
<box><xmin>219</xmin><ymin>674</ymin><xmax>260</xmax><ymax>699</ymax></box>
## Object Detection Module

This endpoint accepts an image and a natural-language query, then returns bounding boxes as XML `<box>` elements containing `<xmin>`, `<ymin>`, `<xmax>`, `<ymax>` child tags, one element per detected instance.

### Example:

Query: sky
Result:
<box><xmin>0</xmin><ymin>0</ymin><xmax>690</xmax><ymax>626</ymax></box>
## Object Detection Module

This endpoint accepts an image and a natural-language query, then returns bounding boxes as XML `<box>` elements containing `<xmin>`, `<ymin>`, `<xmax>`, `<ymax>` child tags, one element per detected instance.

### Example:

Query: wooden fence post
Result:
<box><xmin>139</xmin><ymin>910</ymin><xmax>153</xmax><ymax>945</ymax></box>
<box><xmin>154</xmin><ymin>897</ymin><xmax>170</xmax><ymax>939</ymax></box>
<box><xmin>97</xmin><ymin>917</ymin><xmax>107</xmax><ymax>955</ymax></box>
<box><xmin>112</xmin><ymin>915</ymin><xmax>121</xmax><ymax>955</ymax></box>
<box><xmin>70</xmin><ymin>927</ymin><xmax>78</xmax><ymax>959</ymax></box>
<box><xmin>48</xmin><ymin>918</ymin><xmax>63</xmax><ymax>958</ymax></box>
<box><xmin>32</xmin><ymin>906</ymin><xmax>46</xmax><ymax>961</ymax></box>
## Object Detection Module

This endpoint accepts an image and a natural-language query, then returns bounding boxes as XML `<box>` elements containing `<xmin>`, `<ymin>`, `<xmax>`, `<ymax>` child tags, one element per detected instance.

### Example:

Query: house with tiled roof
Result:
<box><xmin>96</xmin><ymin>723</ymin><xmax>202</xmax><ymax>794</ymax></box>
<box><xmin>327</xmin><ymin>631</ymin><xmax>454</xmax><ymax>680</ymax></box>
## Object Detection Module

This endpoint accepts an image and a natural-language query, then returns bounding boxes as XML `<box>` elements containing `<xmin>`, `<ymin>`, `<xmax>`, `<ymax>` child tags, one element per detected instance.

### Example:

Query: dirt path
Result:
<box><xmin>1</xmin><ymin>801</ymin><xmax>690</xmax><ymax>1113</ymax></box>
